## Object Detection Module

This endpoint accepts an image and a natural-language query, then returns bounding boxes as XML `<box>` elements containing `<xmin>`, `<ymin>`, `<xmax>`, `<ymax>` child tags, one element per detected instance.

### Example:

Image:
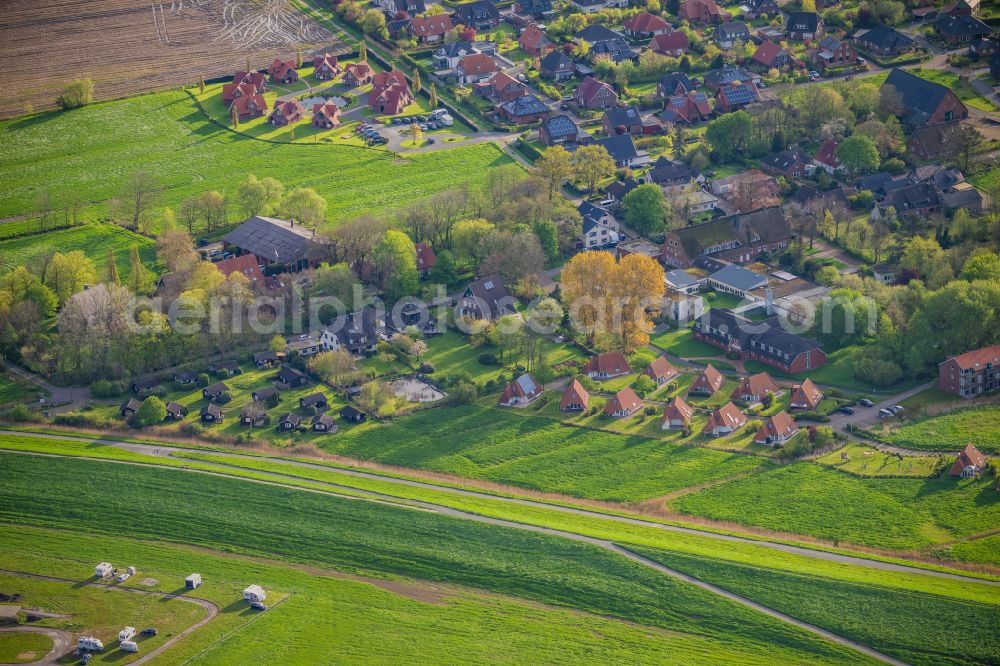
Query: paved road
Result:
<box><xmin>3</xmin><ymin>362</ymin><xmax>89</xmax><ymax>412</ymax></box>
<box><xmin>3</xmin><ymin>429</ymin><xmax>992</xmax><ymax>587</ymax></box>
<box><xmin>0</xmin><ymin>626</ymin><xmax>73</xmax><ymax>666</ymax></box>
<box><xmin>0</xmin><ymin>569</ymin><xmax>219</xmax><ymax>665</ymax></box>
<box><xmin>1</xmin><ymin>443</ymin><xmax>919</xmax><ymax>665</ymax></box>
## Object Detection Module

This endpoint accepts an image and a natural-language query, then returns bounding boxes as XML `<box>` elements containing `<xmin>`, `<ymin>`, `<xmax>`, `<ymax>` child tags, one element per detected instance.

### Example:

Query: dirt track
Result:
<box><xmin>0</xmin><ymin>0</ymin><xmax>347</xmax><ymax>118</ymax></box>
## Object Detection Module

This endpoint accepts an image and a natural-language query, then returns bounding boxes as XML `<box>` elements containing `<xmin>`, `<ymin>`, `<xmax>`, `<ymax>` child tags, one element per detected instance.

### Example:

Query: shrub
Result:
<box><xmin>633</xmin><ymin>375</ymin><xmax>657</xmax><ymax>397</ymax></box>
<box><xmin>419</xmin><ymin>362</ymin><xmax>435</xmax><ymax>374</ymax></box>
<box><xmin>178</xmin><ymin>422</ymin><xmax>204</xmax><ymax>437</ymax></box>
<box><xmin>478</xmin><ymin>352</ymin><xmax>498</xmax><ymax>365</ymax></box>
<box><xmin>451</xmin><ymin>381</ymin><xmax>478</xmax><ymax>404</ymax></box>
<box><xmin>216</xmin><ymin>391</ymin><xmax>233</xmax><ymax>404</ymax></box>
<box><xmin>132</xmin><ymin>396</ymin><xmax>167</xmax><ymax>427</ymax></box>
<box><xmin>57</xmin><ymin>78</ymin><xmax>94</xmax><ymax>110</ymax></box>
<box><xmin>643</xmin><ymin>405</ymin><xmax>657</xmax><ymax>416</ymax></box>
<box><xmin>197</xmin><ymin>373</ymin><xmax>210</xmax><ymax>387</ymax></box>
<box><xmin>53</xmin><ymin>412</ymin><xmax>115</xmax><ymax>428</ymax></box>
<box><xmin>91</xmin><ymin>380</ymin><xmax>127</xmax><ymax>398</ymax></box>
<box><xmin>2</xmin><ymin>405</ymin><xmax>42</xmax><ymax>423</ymax></box>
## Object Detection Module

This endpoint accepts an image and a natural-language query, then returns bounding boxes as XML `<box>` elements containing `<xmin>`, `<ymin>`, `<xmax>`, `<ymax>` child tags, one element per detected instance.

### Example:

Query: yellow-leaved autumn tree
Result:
<box><xmin>560</xmin><ymin>251</ymin><xmax>664</xmax><ymax>352</ymax></box>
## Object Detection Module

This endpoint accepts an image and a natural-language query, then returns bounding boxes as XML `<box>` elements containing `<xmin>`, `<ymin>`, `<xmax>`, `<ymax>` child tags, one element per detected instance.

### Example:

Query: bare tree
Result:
<box><xmin>116</xmin><ymin>172</ymin><xmax>161</xmax><ymax>232</ymax></box>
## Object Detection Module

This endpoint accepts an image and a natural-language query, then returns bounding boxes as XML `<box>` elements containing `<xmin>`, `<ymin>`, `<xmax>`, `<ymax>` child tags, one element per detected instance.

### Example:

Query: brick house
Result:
<box><xmin>693</xmin><ymin>308</ymin><xmax>827</xmax><ymax>373</ymax></box>
<box><xmin>368</xmin><ymin>70</ymin><xmax>413</xmax><ymax>114</ymax></box>
<box><xmin>702</xmin><ymin>402</ymin><xmax>747</xmax><ymax>436</ymax></box>
<box><xmin>343</xmin><ymin>62</ymin><xmax>375</xmax><ymax>86</ymax></box>
<box><xmin>539</xmin><ymin>49</ymin><xmax>575</xmax><ymax>81</ymax></box>
<box><xmin>715</xmin><ymin>81</ymin><xmax>761</xmax><ymax>112</ymax></box>
<box><xmin>854</xmin><ymin>24</ymin><xmax>915</xmax><ymax>57</ymax></box>
<box><xmin>499</xmin><ymin>373</ymin><xmax>543</xmax><ymax>406</ymax></box>
<box><xmin>760</xmin><ymin>146</ymin><xmax>813</xmax><ymax>179</ymax></box>
<box><xmin>650</xmin><ymin>30</ymin><xmax>690</xmax><ymax>56</ymax></box>
<box><xmin>786</xmin><ymin>11</ymin><xmax>822</xmax><ymax>41</ymax></box>
<box><xmin>560</xmin><ymin>378</ymin><xmax>590</xmax><ymax>412</ymax></box>
<box><xmin>312</xmin><ymin>53</ymin><xmax>342</xmax><ymax>80</ymax></box>
<box><xmin>752</xmin><ymin>40</ymin><xmax>794</xmax><ymax>69</ymax></box>
<box><xmin>661</xmin><ymin>207</ymin><xmax>791</xmax><ymax>267</ymax></box>
<box><xmin>477</xmin><ymin>71</ymin><xmax>527</xmax><ymax>103</ymax></box>
<box><xmin>938</xmin><ymin>344</ymin><xmax>1000</xmax><ymax>398</ymax></box>
<box><xmin>499</xmin><ymin>93</ymin><xmax>550</xmax><ymax>124</ymax></box>
<box><xmin>519</xmin><ymin>24</ymin><xmax>554</xmax><ymax>56</ymax></box>
<box><xmin>731</xmin><ymin>371</ymin><xmax>780</xmax><ymax>404</ymax></box>
<box><xmin>454</xmin><ymin>0</ymin><xmax>501</xmax><ymax>30</ymax></box>
<box><xmin>605</xmin><ymin>386</ymin><xmax>642</xmax><ymax>417</ymax></box>
<box><xmin>690</xmin><ymin>363</ymin><xmax>725</xmax><ymax>395</ymax></box>
<box><xmin>754</xmin><ymin>411</ymin><xmax>798</xmax><ymax>445</ymax></box>
<box><xmin>815</xmin><ymin>35</ymin><xmax>858</xmax><ymax>69</ymax></box>
<box><xmin>232</xmin><ymin>94</ymin><xmax>268</xmax><ymax>121</ymax></box>
<box><xmin>661</xmin><ymin>91</ymin><xmax>712</xmax><ymax>126</ymax></box>
<box><xmin>575</xmin><ymin>76</ymin><xmax>618</xmax><ymax>109</ymax></box>
<box><xmin>414</xmin><ymin>242</ymin><xmax>437</xmax><ymax>276</ymax></box>
<box><xmin>268</xmin><ymin>58</ymin><xmax>299</xmax><ymax>83</ymax></box>
<box><xmin>268</xmin><ymin>99</ymin><xmax>306</xmax><ymax>126</ymax></box>
<box><xmin>583</xmin><ymin>351</ymin><xmax>632</xmax><ymax>379</ymax></box>
<box><xmin>950</xmin><ymin>444</ymin><xmax>987</xmax><ymax>477</ymax></box>
<box><xmin>644</xmin><ymin>356</ymin><xmax>679</xmax><ymax>386</ymax></box>
<box><xmin>312</xmin><ymin>101</ymin><xmax>342</xmax><ymax>129</ymax></box>
<box><xmin>789</xmin><ymin>378</ymin><xmax>824</xmax><ymax>410</ymax></box>
<box><xmin>222</xmin><ymin>81</ymin><xmax>258</xmax><ymax>103</ymax></box>
<box><xmin>457</xmin><ymin>53</ymin><xmax>499</xmax><ymax>84</ymax></box>
<box><xmin>409</xmin><ymin>14</ymin><xmax>453</xmax><ymax>43</ymax></box>
<box><xmin>623</xmin><ymin>12</ymin><xmax>672</xmax><ymax>37</ymax></box>
<box><xmin>661</xmin><ymin>396</ymin><xmax>694</xmax><ymax>430</ymax></box>
<box><xmin>882</xmin><ymin>68</ymin><xmax>968</xmax><ymax>127</ymax></box>
<box><xmin>678</xmin><ymin>0</ymin><xmax>730</xmax><ymax>25</ymax></box>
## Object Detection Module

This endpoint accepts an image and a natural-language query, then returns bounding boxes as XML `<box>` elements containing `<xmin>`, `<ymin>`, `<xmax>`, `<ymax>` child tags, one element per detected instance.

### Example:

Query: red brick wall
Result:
<box><xmin>931</xmin><ymin>91</ymin><xmax>969</xmax><ymax>123</ymax></box>
<box><xmin>938</xmin><ymin>359</ymin><xmax>963</xmax><ymax>396</ymax></box>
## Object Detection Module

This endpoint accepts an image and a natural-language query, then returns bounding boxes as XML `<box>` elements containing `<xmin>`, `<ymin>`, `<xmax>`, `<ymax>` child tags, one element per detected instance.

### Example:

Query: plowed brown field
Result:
<box><xmin>0</xmin><ymin>0</ymin><xmax>346</xmax><ymax>118</ymax></box>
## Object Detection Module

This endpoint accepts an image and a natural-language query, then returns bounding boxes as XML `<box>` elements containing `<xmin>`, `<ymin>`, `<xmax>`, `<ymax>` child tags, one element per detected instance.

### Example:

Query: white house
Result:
<box><xmin>243</xmin><ymin>584</ymin><xmax>267</xmax><ymax>603</ymax></box>
<box><xmin>578</xmin><ymin>201</ymin><xmax>621</xmax><ymax>249</ymax></box>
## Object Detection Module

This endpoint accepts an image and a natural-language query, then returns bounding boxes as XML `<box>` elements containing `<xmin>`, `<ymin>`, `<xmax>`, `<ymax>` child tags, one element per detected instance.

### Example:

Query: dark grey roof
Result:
<box><xmin>605</xmin><ymin>177</ymin><xmax>639</xmax><ymax>201</ymax></box>
<box><xmin>501</xmin><ymin>93</ymin><xmax>549</xmax><ymax>117</ymax></box>
<box><xmin>121</xmin><ymin>398</ymin><xmax>141</xmax><ymax>412</ymax></box>
<box><xmin>882</xmin><ymin>68</ymin><xmax>956</xmax><ymax>125</ymax></box>
<box><xmin>254</xmin><ymin>386</ymin><xmax>279</xmax><ymax>400</ymax></box>
<box><xmin>519</xmin><ymin>0</ymin><xmax>553</xmax><ymax>14</ymax></box>
<box><xmin>856</xmin><ymin>24</ymin><xmax>914</xmax><ymax>51</ymax></box>
<box><xmin>454</xmin><ymin>0</ymin><xmax>500</xmax><ymax>23</ymax></box>
<box><xmin>942</xmin><ymin>187</ymin><xmax>984</xmax><ymax>210</ymax></box>
<box><xmin>253</xmin><ymin>351</ymin><xmax>279</xmax><ymax>364</ymax></box>
<box><xmin>709</xmin><ymin>264</ymin><xmax>767</xmax><ymax>292</ymax></box>
<box><xmin>279</xmin><ymin>412</ymin><xmax>301</xmax><ymax>426</ymax></box>
<box><xmin>434</xmin><ymin>41</ymin><xmax>479</xmax><ymax>58</ymax></box>
<box><xmin>575</xmin><ymin>23</ymin><xmax>623</xmax><ymax>42</ymax></box>
<box><xmin>858</xmin><ymin>172</ymin><xmax>895</xmax><ymax>194</ymax></box>
<box><xmin>604</xmin><ymin>105</ymin><xmax>642</xmax><ymax>128</ymax></box>
<box><xmin>327</xmin><ymin>308</ymin><xmax>381</xmax><ymax>354</ymax></box>
<box><xmin>696</xmin><ymin>308</ymin><xmax>822</xmax><ymax>361</ymax></box>
<box><xmin>133</xmin><ymin>377</ymin><xmax>159</xmax><ymax>390</ymax></box>
<box><xmin>887</xmin><ymin>182</ymin><xmax>940</xmax><ymax>213</ymax></box>
<box><xmin>790</xmin><ymin>185</ymin><xmax>850</xmax><ymax>209</ymax></box>
<box><xmin>276</xmin><ymin>365</ymin><xmax>309</xmax><ymax>383</ymax></box>
<box><xmin>934</xmin><ymin>14</ymin><xmax>990</xmax><ymax>39</ymax></box>
<box><xmin>649</xmin><ymin>156</ymin><xmax>696</xmax><ymax>185</ymax></box>
<box><xmin>657</xmin><ymin>72</ymin><xmax>694</xmax><ymax>96</ymax></box>
<box><xmin>665</xmin><ymin>269</ymin><xmax>699</xmax><ymax>289</ymax></box>
<box><xmin>714</xmin><ymin>21</ymin><xmax>750</xmax><ymax>39</ymax></box>
<box><xmin>463</xmin><ymin>275</ymin><xmax>515</xmax><ymax>319</ymax></box>
<box><xmin>301</xmin><ymin>392</ymin><xmax>328</xmax><ymax>407</ymax></box>
<box><xmin>222</xmin><ymin>216</ymin><xmax>315</xmax><ymax>265</ymax></box>
<box><xmin>761</xmin><ymin>147</ymin><xmax>811</xmax><ymax>172</ymax></box>
<box><xmin>165</xmin><ymin>401</ymin><xmax>185</xmax><ymax>416</ymax></box>
<box><xmin>574</xmin><ymin>25</ymin><xmax>632</xmax><ymax>61</ymax></box>
<box><xmin>389</xmin><ymin>0</ymin><xmax>426</xmax><ymax>14</ymax></box>
<box><xmin>540</xmin><ymin>49</ymin><xmax>573</xmax><ymax>72</ymax></box>
<box><xmin>312</xmin><ymin>413</ymin><xmax>336</xmax><ymax>427</ymax></box>
<box><xmin>201</xmin><ymin>403</ymin><xmax>223</xmax><ymax>418</ymax></box>
<box><xmin>205</xmin><ymin>382</ymin><xmax>229</xmax><ymax>394</ymax></box>
<box><xmin>593</xmin><ymin>134</ymin><xmax>639</xmax><ymax>163</ymax></box>
<box><xmin>704</xmin><ymin>65</ymin><xmax>754</xmax><ymax>88</ymax></box>
<box><xmin>542</xmin><ymin>114</ymin><xmax>579</xmax><ymax>139</ymax></box>
<box><xmin>786</xmin><ymin>11</ymin><xmax>820</xmax><ymax>32</ymax></box>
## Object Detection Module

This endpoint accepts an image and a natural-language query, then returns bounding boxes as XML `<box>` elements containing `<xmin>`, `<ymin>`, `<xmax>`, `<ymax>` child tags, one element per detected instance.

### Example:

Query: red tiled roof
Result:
<box><xmin>410</xmin><ymin>14</ymin><xmax>454</xmax><ymax>36</ymax></box>
<box><xmin>790</xmin><ymin>378</ymin><xmax>823</xmax><ymax>409</ymax></box>
<box><xmin>754</xmin><ymin>410</ymin><xmax>798</xmax><ymax>443</ymax></box>
<box><xmin>732</xmin><ymin>372</ymin><xmax>779</xmax><ymax>400</ymax></box>
<box><xmin>577</xmin><ymin>76</ymin><xmax>615</xmax><ymax>104</ymax></box>
<box><xmin>941</xmin><ymin>344</ymin><xmax>1000</xmax><ymax>371</ymax></box>
<box><xmin>313</xmin><ymin>53</ymin><xmax>341</xmax><ymax>72</ymax></box>
<box><xmin>232</xmin><ymin>94</ymin><xmax>268</xmax><ymax>117</ymax></box>
<box><xmin>703</xmin><ymin>402</ymin><xmax>746</xmax><ymax>433</ymax></box>
<box><xmin>222</xmin><ymin>81</ymin><xmax>258</xmax><ymax>102</ymax></box>
<box><xmin>269</xmin><ymin>58</ymin><xmax>297</xmax><ymax>79</ymax></box>
<box><xmin>415</xmin><ymin>242</ymin><xmax>437</xmax><ymax>271</ymax></box>
<box><xmin>215</xmin><ymin>254</ymin><xmax>265</xmax><ymax>283</ymax></box>
<box><xmin>679</xmin><ymin>0</ymin><xmax>728</xmax><ymax>20</ymax></box>
<box><xmin>644</xmin><ymin>356</ymin><xmax>678</xmax><ymax>382</ymax></box>
<box><xmin>752</xmin><ymin>40</ymin><xmax>786</xmax><ymax>66</ymax></box>
<box><xmin>499</xmin><ymin>373</ymin><xmax>542</xmax><ymax>404</ymax></box>
<box><xmin>233</xmin><ymin>71</ymin><xmax>266</xmax><ymax>88</ymax></box>
<box><xmin>661</xmin><ymin>396</ymin><xmax>693</xmax><ymax>426</ymax></box>
<box><xmin>814</xmin><ymin>138</ymin><xmax>841</xmax><ymax>168</ymax></box>
<box><xmin>560</xmin><ymin>378</ymin><xmax>590</xmax><ymax>410</ymax></box>
<box><xmin>520</xmin><ymin>24</ymin><xmax>552</xmax><ymax>49</ymax></box>
<box><xmin>950</xmin><ymin>443</ymin><xmax>986</xmax><ymax>476</ymax></box>
<box><xmin>583</xmin><ymin>351</ymin><xmax>632</xmax><ymax>376</ymax></box>
<box><xmin>650</xmin><ymin>30</ymin><xmax>690</xmax><ymax>53</ymax></box>
<box><xmin>344</xmin><ymin>61</ymin><xmax>374</xmax><ymax>82</ymax></box>
<box><xmin>459</xmin><ymin>53</ymin><xmax>498</xmax><ymax>76</ymax></box>
<box><xmin>605</xmin><ymin>386</ymin><xmax>642</xmax><ymax>415</ymax></box>
<box><xmin>368</xmin><ymin>70</ymin><xmax>413</xmax><ymax>113</ymax></box>
<box><xmin>271</xmin><ymin>99</ymin><xmax>307</xmax><ymax>122</ymax></box>
<box><xmin>692</xmin><ymin>363</ymin><xmax>725</xmax><ymax>393</ymax></box>
<box><xmin>624</xmin><ymin>12</ymin><xmax>671</xmax><ymax>33</ymax></box>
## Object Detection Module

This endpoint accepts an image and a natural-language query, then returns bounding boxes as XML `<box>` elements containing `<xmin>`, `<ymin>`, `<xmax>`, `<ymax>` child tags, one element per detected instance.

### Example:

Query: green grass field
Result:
<box><xmin>0</xmin><ymin>90</ymin><xmax>514</xmax><ymax>230</ymax></box>
<box><xmin>870</xmin><ymin>405</ymin><xmax>1000</xmax><ymax>454</ymax></box>
<box><xmin>0</xmin><ymin>632</ymin><xmax>52</xmax><ymax>664</ymax></box>
<box><xmin>0</xmin><ymin>223</ymin><xmax>157</xmax><ymax>280</ymax></box>
<box><xmin>632</xmin><ymin>547</ymin><xmax>1000</xmax><ymax>666</ymax></box>
<box><xmin>669</xmin><ymin>462</ymin><xmax>1000</xmax><ymax>553</ymax></box>
<box><xmin>0</xmin><ymin>572</ymin><xmax>204</xmax><ymax>664</ymax></box>
<box><xmin>815</xmin><ymin>443</ymin><xmax>942</xmax><ymax>478</ymax></box>
<box><xmin>934</xmin><ymin>534</ymin><xmax>1000</xmax><ymax>569</ymax></box>
<box><xmin>324</xmin><ymin>404</ymin><xmax>771</xmax><ymax>502</ymax></box>
<box><xmin>0</xmin><ymin>453</ymin><xmax>877</xmax><ymax>666</ymax></box>
<box><xmin>0</xmin><ymin>373</ymin><xmax>36</xmax><ymax>406</ymax></box>
<box><xmin>907</xmin><ymin>68</ymin><xmax>1000</xmax><ymax>112</ymax></box>
<box><xmin>650</xmin><ymin>325</ymin><xmax>723</xmax><ymax>357</ymax></box>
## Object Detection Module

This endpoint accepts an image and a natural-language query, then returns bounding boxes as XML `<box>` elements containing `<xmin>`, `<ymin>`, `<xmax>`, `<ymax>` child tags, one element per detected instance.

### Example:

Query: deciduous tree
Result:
<box><xmin>572</xmin><ymin>144</ymin><xmax>616</xmax><ymax>194</ymax></box>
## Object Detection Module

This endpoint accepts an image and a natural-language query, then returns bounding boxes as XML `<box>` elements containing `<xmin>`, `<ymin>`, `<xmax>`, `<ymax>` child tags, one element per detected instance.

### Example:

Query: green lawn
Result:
<box><xmin>650</xmin><ymin>325</ymin><xmax>723</xmax><ymax>358</ymax></box>
<box><xmin>0</xmin><ymin>453</ymin><xmax>876</xmax><ymax>666</ymax></box>
<box><xmin>907</xmin><ymin>68</ymin><xmax>1000</xmax><ymax>112</ymax></box>
<box><xmin>0</xmin><ymin>632</ymin><xmax>52</xmax><ymax>664</ymax></box>
<box><xmin>870</xmin><ymin>405</ymin><xmax>1000</xmax><ymax>454</ymax></box>
<box><xmin>0</xmin><ymin>223</ymin><xmax>157</xmax><ymax>280</ymax></box>
<box><xmin>0</xmin><ymin>90</ymin><xmax>515</xmax><ymax>231</ymax></box>
<box><xmin>669</xmin><ymin>461</ymin><xmax>1000</xmax><ymax>554</ymax></box>
<box><xmin>633</xmin><ymin>547</ymin><xmax>1000</xmax><ymax>666</ymax></box>
<box><xmin>744</xmin><ymin>346</ymin><xmax>906</xmax><ymax>393</ymax></box>
<box><xmin>0</xmin><ymin>524</ymin><xmax>804</xmax><ymax>666</ymax></box>
<box><xmin>0</xmin><ymin>373</ymin><xmax>37</xmax><ymax>406</ymax></box>
<box><xmin>323</xmin><ymin>404</ymin><xmax>771</xmax><ymax>502</ymax></box>
<box><xmin>814</xmin><ymin>443</ymin><xmax>942</xmax><ymax>478</ymax></box>
<box><xmin>934</xmin><ymin>534</ymin><xmax>1000</xmax><ymax>569</ymax></box>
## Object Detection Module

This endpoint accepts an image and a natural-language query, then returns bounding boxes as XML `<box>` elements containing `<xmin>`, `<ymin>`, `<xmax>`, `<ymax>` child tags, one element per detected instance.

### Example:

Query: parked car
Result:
<box><xmin>140</xmin><ymin>628</ymin><xmax>157</xmax><ymax>636</ymax></box>
<box><xmin>890</xmin><ymin>405</ymin><xmax>904</xmax><ymax>414</ymax></box>
<box><xmin>838</xmin><ymin>406</ymin><xmax>854</xmax><ymax>415</ymax></box>
<box><xmin>858</xmin><ymin>398</ymin><xmax>874</xmax><ymax>407</ymax></box>
<box><xmin>879</xmin><ymin>408</ymin><xmax>893</xmax><ymax>418</ymax></box>
<box><xmin>808</xmin><ymin>70</ymin><xmax>820</xmax><ymax>78</ymax></box>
